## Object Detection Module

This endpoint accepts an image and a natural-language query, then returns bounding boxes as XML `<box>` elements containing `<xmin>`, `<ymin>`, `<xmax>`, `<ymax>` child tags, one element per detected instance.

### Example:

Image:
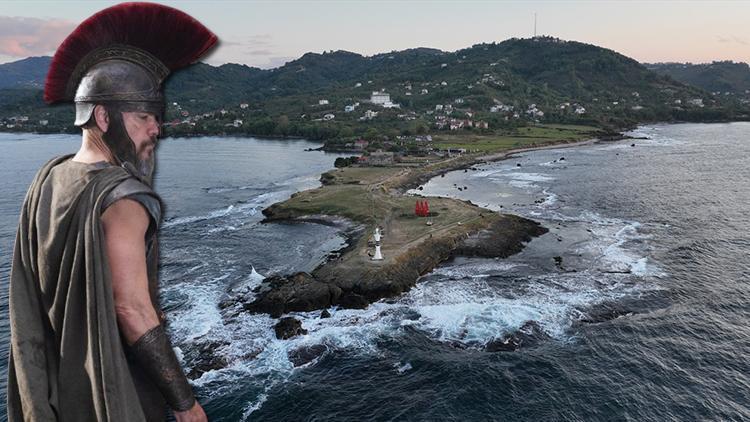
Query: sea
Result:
<box><xmin>0</xmin><ymin>122</ymin><xmax>748</xmax><ymax>421</ymax></box>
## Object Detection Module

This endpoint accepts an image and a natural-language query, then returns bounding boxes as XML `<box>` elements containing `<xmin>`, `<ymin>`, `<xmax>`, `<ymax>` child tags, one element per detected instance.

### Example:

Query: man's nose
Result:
<box><xmin>148</xmin><ymin>119</ymin><xmax>160</xmax><ymax>138</ymax></box>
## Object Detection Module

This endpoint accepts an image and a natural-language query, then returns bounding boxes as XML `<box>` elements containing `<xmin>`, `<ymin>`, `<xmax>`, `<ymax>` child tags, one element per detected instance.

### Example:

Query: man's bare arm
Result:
<box><xmin>102</xmin><ymin>199</ymin><xmax>207</xmax><ymax>421</ymax></box>
<box><xmin>102</xmin><ymin>198</ymin><xmax>160</xmax><ymax>344</ymax></box>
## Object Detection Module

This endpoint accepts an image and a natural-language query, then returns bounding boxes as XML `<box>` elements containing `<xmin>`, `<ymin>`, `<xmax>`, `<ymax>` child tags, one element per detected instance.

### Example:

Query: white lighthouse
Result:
<box><xmin>372</xmin><ymin>227</ymin><xmax>384</xmax><ymax>260</ymax></box>
<box><xmin>372</xmin><ymin>244</ymin><xmax>383</xmax><ymax>260</ymax></box>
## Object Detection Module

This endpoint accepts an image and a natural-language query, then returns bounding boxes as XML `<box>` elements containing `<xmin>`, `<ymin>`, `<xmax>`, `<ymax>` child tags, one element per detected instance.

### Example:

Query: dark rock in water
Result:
<box><xmin>418</xmin><ymin>186</ymin><xmax>423</xmax><ymax>190</ymax></box>
<box><xmin>516</xmin><ymin>163</ymin><xmax>522</xmax><ymax>167</ymax></box>
<box><xmin>441</xmin><ymin>173</ymin><xmax>445</xmax><ymax>177</ymax></box>
<box><xmin>338</xmin><ymin>292</ymin><xmax>369</xmax><ymax>310</ymax></box>
<box><xmin>186</xmin><ymin>340</ymin><xmax>231</xmax><ymax>379</ymax></box>
<box><xmin>578</xmin><ymin>302</ymin><xmax>633</xmax><ymax>324</ymax></box>
<box><xmin>559</xmin><ymin>157</ymin><xmax>565</xmax><ymax>161</ymax></box>
<box><xmin>485</xmin><ymin>321</ymin><xmax>550</xmax><ymax>352</ymax></box>
<box><xmin>631</xmin><ymin>143</ymin><xmax>636</xmax><ymax>147</ymax></box>
<box><xmin>320</xmin><ymin>309</ymin><xmax>331</xmax><ymax>319</ymax></box>
<box><xmin>464</xmin><ymin>169</ymin><xmax>468</xmax><ymax>172</ymax></box>
<box><xmin>274</xmin><ymin>317</ymin><xmax>308</xmax><ymax>339</ymax></box>
<box><xmin>245</xmin><ymin>272</ymin><xmax>342</xmax><ymax>318</ymax></box>
<box><xmin>288</xmin><ymin>344</ymin><xmax>329</xmax><ymax>367</ymax></box>
<box><xmin>454</xmin><ymin>215</ymin><xmax>548</xmax><ymax>258</ymax></box>
<box><xmin>553</xmin><ymin>256</ymin><xmax>563</xmax><ymax>269</ymax></box>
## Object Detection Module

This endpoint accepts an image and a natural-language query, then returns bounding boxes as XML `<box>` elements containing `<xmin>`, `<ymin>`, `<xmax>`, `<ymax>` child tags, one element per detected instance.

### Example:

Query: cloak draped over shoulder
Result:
<box><xmin>7</xmin><ymin>155</ymin><xmax>165</xmax><ymax>421</ymax></box>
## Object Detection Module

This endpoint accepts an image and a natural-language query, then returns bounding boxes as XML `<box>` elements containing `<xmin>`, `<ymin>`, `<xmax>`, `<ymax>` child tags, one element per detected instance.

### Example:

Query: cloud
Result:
<box><xmin>0</xmin><ymin>16</ymin><xmax>75</xmax><ymax>57</ymax></box>
<box><xmin>245</xmin><ymin>49</ymin><xmax>274</xmax><ymax>56</ymax></box>
<box><xmin>717</xmin><ymin>35</ymin><xmax>749</xmax><ymax>46</ymax></box>
<box><xmin>247</xmin><ymin>34</ymin><xmax>273</xmax><ymax>44</ymax></box>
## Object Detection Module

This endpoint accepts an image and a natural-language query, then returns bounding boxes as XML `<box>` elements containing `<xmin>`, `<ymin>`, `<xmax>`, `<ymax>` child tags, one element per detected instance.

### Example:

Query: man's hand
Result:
<box><xmin>174</xmin><ymin>401</ymin><xmax>208</xmax><ymax>422</ymax></box>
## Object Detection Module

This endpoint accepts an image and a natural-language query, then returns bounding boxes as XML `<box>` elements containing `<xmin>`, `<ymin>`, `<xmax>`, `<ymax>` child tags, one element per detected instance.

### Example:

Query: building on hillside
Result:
<box><xmin>371</xmin><ymin>91</ymin><xmax>390</xmax><ymax>104</ymax></box>
<box><xmin>368</xmin><ymin>150</ymin><xmax>394</xmax><ymax>166</ymax></box>
<box><xmin>354</xmin><ymin>139</ymin><xmax>369</xmax><ymax>150</ymax></box>
<box><xmin>323</xmin><ymin>113</ymin><xmax>335</xmax><ymax>121</ymax></box>
<box><xmin>240</xmin><ymin>103</ymin><xmax>249</xmax><ymax>109</ymax></box>
<box><xmin>319</xmin><ymin>99</ymin><xmax>329</xmax><ymax>105</ymax></box>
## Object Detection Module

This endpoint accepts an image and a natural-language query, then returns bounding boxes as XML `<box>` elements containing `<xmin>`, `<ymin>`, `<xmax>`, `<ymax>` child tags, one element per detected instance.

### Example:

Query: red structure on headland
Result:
<box><xmin>415</xmin><ymin>200</ymin><xmax>430</xmax><ymax>217</ymax></box>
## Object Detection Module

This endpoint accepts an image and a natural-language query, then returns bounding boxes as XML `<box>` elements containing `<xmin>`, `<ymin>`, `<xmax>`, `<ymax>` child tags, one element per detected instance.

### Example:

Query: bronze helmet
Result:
<box><xmin>72</xmin><ymin>45</ymin><xmax>169</xmax><ymax>127</ymax></box>
<box><xmin>44</xmin><ymin>3</ymin><xmax>218</xmax><ymax>183</ymax></box>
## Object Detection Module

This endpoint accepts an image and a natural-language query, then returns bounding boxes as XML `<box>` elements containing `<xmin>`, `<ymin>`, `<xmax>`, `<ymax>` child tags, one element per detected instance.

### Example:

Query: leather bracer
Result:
<box><xmin>130</xmin><ymin>325</ymin><xmax>196</xmax><ymax>412</ymax></box>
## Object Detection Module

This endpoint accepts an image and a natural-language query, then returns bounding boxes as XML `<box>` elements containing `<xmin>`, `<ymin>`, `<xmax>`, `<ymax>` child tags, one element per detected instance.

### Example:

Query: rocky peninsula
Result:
<box><xmin>220</xmin><ymin>136</ymin><xmax>605</xmax><ymax>328</ymax></box>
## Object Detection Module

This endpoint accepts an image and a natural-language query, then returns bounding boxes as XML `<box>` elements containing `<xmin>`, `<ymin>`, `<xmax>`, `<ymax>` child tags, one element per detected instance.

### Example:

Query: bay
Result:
<box><xmin>1</xmin><ymin>123</ymin><xmax>749</xmax><ymax>421</ymax></box>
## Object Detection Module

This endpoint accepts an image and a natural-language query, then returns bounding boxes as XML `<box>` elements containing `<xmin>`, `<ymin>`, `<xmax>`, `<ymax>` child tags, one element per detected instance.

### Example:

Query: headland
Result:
<box><xmin>224</xmin><ymin>129</ymin><xmax>612</xmax><ymax>320</ymax></box>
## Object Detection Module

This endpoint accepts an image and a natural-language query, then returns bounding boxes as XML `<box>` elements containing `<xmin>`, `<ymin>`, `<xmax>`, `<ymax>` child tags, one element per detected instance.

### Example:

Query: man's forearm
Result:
<box><xmin>130</xmin><ymin>324</ymin><xmax>196</xmax><ymax>412</ymax></box>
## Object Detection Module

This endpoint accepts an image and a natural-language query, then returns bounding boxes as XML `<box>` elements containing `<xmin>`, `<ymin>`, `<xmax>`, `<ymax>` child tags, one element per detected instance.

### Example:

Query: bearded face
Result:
<box><xmin>99</xmin><ymin>105</ymin><xmax>161</xmax><ymax>187</ymax></box>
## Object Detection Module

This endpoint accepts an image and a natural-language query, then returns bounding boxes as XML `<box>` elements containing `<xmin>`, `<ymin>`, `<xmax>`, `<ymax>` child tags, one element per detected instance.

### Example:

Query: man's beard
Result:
<box><xmin>101</xmin><ymin>108</ymin><xmax>158</xmax><ymax>187</ymax></box>
<box><xmin>136</xmin><ymin>148</ymin><xmax>156</xmax><ymax>187</ymax></box>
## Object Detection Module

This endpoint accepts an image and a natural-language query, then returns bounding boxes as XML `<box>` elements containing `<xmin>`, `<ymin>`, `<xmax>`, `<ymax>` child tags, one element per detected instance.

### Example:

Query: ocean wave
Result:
<box><xmin>163</xmin><ymin>190</ymin><xmax>291</xmax><ymax>228</ymax></box>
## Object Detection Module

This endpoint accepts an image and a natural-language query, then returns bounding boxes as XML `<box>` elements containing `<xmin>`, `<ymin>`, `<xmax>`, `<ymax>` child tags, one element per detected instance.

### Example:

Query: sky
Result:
<box><xmin>0</xmin><ymin>0</ymin><xmax>748</xmax><ymax>68</ymax></box>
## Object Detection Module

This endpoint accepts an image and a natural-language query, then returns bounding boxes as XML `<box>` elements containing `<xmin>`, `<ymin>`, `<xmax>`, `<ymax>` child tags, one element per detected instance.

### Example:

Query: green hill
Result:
<box><xmin>646</xmin><ymin>61</ymin><xmax>750</xmax><ymax>95</ymax></box>
<box><xmin>1</xmin><ymin>37</ymin><xmax>747</xmax><ymax>138</ymax></box>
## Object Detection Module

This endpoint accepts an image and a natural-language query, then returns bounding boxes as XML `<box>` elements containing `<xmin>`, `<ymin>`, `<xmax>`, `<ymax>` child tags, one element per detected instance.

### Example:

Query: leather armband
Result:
<box><xmin>130</xmin><ymin>325</ymin><xmax>195</xmax><ymax>411</ymax></box>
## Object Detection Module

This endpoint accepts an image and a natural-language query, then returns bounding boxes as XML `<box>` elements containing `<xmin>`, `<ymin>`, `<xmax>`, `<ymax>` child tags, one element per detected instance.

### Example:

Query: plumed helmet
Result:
<box><xmin>72</xmin><ymin>49</ymin><xmax>169</xmax><ymax>126</ymax></box>
<box><xmin>43</xmin><ymin>2</ymin><xmax>217</xmax><ymax>185</ymax></box>
<box><xmin>44</xmin><ymin>2</ymin><xmax>218</xmax><ymax>126</ymax></box>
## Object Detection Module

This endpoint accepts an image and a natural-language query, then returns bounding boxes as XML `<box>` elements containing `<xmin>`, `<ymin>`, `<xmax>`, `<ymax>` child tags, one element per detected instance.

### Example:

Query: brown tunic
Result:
<box><xmin>7</xmin><ymin>155</ymin><xmax>166</xmax><ymax>421</ymax></box>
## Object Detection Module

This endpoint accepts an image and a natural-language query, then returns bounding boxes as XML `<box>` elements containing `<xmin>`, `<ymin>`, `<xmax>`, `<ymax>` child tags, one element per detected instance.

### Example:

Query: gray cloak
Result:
<box><xmin>7</xmin><ymin>155</ymin><xmax>166</xmax><ymax>421</ymax></box>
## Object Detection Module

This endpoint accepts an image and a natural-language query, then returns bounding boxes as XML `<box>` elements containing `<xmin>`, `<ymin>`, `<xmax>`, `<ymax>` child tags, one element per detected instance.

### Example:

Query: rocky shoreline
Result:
<box><xmin>223</xmin><ymin>213</ymin><xmax>546</xmax><ymax>320</ymax></box>
<box><xmin>218</xmin><ymin>139</ymin><xmax>610</xmax><ymax>341</ymax></box>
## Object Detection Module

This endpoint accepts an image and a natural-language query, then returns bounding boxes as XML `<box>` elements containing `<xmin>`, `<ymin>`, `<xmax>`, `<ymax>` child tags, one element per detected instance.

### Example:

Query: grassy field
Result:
<box><xmin>267</xmin><ymin>125</ymin><xmax>597</xmax><ymax>267</ymax></box>
<box><xmin>432</xmin><ymin>124</ymin><xmax>598</xmax><ymax>153</ymax></box>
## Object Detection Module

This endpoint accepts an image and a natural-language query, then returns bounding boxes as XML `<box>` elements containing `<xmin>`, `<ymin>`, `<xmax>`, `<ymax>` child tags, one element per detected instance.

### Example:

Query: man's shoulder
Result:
<box><xmin>102</xmin><ymin>177</ymin><xmax>162</xmax><ymax>228</ymax></box>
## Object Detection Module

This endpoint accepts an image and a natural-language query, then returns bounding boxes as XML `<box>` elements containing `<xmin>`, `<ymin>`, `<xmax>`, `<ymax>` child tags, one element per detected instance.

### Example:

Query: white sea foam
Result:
<box><xmin>163</xmin><ymin>190</ymin><xmax>292</xmax><ymax>229</ymax></box>
<box><xmin>395</xmin><ymin>362</ymin><xmax>413</xmax><ymax>374</ymax></box>
<box><xmin>540</xmin><ymin>189</ymin><xmax>558</xmax><ymax>207</ymax></box>
<box><xmin>508</xmin><ymin>172</ymin><xmax>555</xmax><ymax>182</ymax></box>
<box><xmin>241</xmin><ymin>393</ymin><xmax>268</xmax><ymax>420</ymax></box>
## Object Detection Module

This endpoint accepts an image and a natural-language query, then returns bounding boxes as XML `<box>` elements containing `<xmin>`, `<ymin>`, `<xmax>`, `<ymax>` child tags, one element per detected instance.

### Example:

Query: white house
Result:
<box><xmin>371</xmin><ymin>91</ymin><xmax>391</xmax><ymax>105</ymax></box>
<box><xmin>319</xmin><ymin>99</ymin><xmax>329</xmax><ymax>105</ymax></box>
<box><xmin>323</xmin><ymin>113</ymin><xmax>335</xmax><ymax>120</ymax></box>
